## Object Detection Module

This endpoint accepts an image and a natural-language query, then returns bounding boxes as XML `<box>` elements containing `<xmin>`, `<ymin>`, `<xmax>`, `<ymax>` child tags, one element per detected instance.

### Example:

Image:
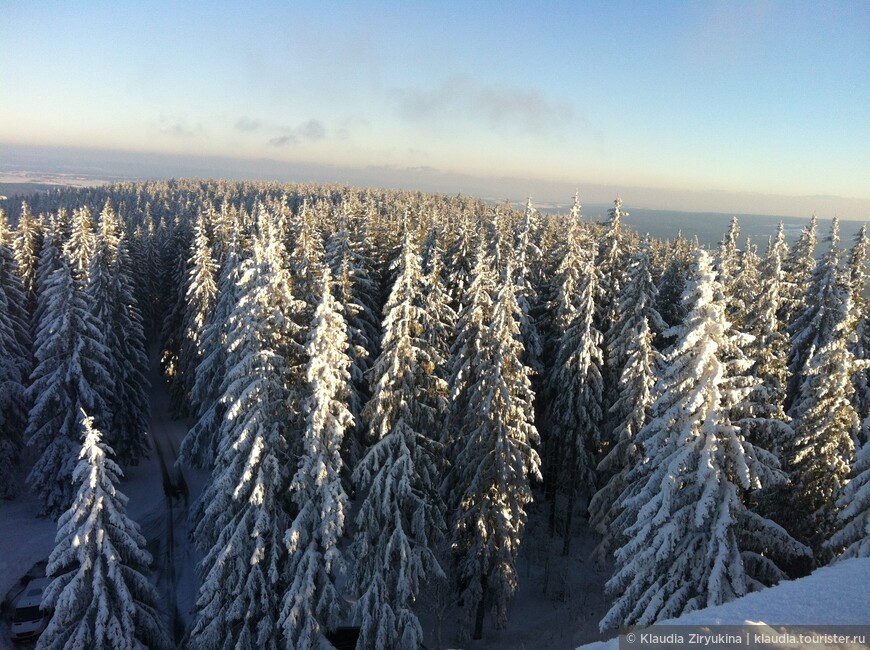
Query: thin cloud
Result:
<box><xmin>393</xmin><ymin>76</ymin><xmax>574</xmax><ymax>133</ymax></box>
<box><xmin>268</xmin><ymin>134</ymin><xmax>298</xmax><ymax>147</ymax></box>
<box><xmin>264</xmin><ymin>119</ymin><xmax>328</xmax><ymax>147</ymax></box>
<box><xmin>299</xmin><ymin>119</ymin><xmax>325</xmax><ymax>140</ymax></box>
<box><xmin>157</xmin><ymin>114</ymin><xmax>202</xmax><ymax>138</ymax></box>
<box><xmin>234</xmin><ymin>117</ymin><xmax>262</xmax><ymax>132</ymax></box>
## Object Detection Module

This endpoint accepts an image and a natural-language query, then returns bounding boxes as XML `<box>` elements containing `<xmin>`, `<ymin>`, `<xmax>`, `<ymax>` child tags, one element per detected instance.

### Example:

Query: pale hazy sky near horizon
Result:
<box><xmin>2</xmin><ymin>1</ymin><xmax>868</xmax><ymax>217</ymax></box>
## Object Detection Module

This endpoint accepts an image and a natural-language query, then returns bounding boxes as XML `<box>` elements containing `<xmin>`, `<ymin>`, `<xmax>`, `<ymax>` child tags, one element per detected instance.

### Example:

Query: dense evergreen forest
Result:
<box><xmin>0</xmin><ymin>179</ymin><xmax>868</xmax><ymax>649</ymax></box>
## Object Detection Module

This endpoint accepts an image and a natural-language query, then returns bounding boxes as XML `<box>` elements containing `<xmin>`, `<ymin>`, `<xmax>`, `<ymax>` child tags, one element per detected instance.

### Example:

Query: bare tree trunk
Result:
<box><xmin>473</xmin><ymin>572</ymin><xmax>487</xmax><ymax>640</ymax></box>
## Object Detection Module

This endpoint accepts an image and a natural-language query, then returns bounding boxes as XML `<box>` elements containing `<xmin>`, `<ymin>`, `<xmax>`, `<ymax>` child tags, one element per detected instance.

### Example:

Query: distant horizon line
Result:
<box><xmin>2</xmin><ymin>141</ymin><xmax>868</xmax><ymax>222</ymax></box>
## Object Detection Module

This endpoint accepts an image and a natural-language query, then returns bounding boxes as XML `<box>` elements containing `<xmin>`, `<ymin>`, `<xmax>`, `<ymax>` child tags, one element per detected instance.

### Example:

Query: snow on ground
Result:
<box><xmin>577</xmin><ymin>558</ymin><xmax>870</xmax><ymax>650</ymax></box>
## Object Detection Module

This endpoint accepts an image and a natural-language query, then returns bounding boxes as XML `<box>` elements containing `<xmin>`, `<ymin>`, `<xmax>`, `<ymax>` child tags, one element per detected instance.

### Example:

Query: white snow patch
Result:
<box><xmin>578</xmin><ymin>558</ymin><xmax>870</xmax><ymax>650</ymax></box>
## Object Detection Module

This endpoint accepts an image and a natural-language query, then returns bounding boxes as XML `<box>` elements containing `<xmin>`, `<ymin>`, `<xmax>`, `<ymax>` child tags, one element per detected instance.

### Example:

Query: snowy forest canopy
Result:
<box><xmin>0</xmin><ymin>179</ymin><xmax>869</xmax><ymax>649</ymax></box>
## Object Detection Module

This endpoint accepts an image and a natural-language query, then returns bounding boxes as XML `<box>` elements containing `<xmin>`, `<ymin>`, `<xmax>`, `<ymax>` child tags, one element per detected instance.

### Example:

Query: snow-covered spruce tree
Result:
<box><xmin>780</xmin><ymin>214</ymin><xmax>817</xmax><ymax>335</ymax></box>
<box><xmin>179</xmin><ymin>209</ymin><xmax>219</xmax><ymax>419</ymax></box>
<box><xmin>11</xmin><ymin>201</ymin><xmax>42</xmax><ymax>316</ymax></box>
<box><xmin>420</xmin><ymin>243</ymin><xmax>456</xmax><ymax>412</ymax></box>
<box><xmin>26</xmin><ymin>260</ymin><xmax>112</xmax><ymax>517</ymax></box>
<box><xmin>855</xmin><ymin>313</ymin><xmax>870</xmax><ymax>447</ymax></box>
<box><xmin>280</xmin><ymin>269</ymin><xmax>353</xmax><ymax>649</ymax></box>
<box><xmin>443</xmin><ymin>235</ymin><xmax>495</xmax><ymax>499</ymax></box>
<box><xmin>63</xmin><ymin>205</ymin><xmax>97</xmax><ymax>285</ymax></box>
<box><xmin>739</xmin><ymin>226</ymin><xmax>792</xmax><ymax>457</ymax></box>
<box><xmin>786</xmin><ymin>269</ymin><xmax>862</xmax><ymax>559</ymax></box>
<box><xmin>514</xmin><ymin>199</ymin><xmax>544</xmax><ymax>375</ymax></box>
<box><xmin>727</xmin><ymin>236</ymin><xmax>762</xmax><ymax>334</ymax></box>
<box><xmin>451</xmin><ymin>258</ymin><xmax>541</xmax><ymax>640</ymax></box>
<box><xmin>128</xmin><ymin>213</ymin><xmax>161</xmax><ymax>340</ymax></box>
<box><xmin>828</xmin><ymin>439</ymin><xmax>870</xmax><ymax>559</ymax></box>
<box><xmin>325</xmin><ymin>209</ymin><xmax>381</xmax><ymax>471</ymax></box>
<box><xmin>447</xmin><ymin>235</ymin><xmax>495</xmax><ymax>425</ymax></box>
<box><xmin>350</xmin><ymin>231</ymin><xmax>447</xmax><ymax>650</ymax></box>
<box><xmin>188</xmin><ymin>222</ymin><xmax>302</xmax><ymax>650</ymax></box>
<box><xmin>545</xmin><ymin>234</ymin><xmax>604</xmax><ymax>553</ymax></box>
<box><xmin>158</xmin><ymin>216</ymin><xmax>193</xmax><ymax>418</ymax></box>
<box><xmin>715</xmin><ymin>216</ymin><xmax>742</xmax><ymax>310</ymax></box>
<box><xmin>601</xmin><ymin>251</ymin><xmax>808</xmax><ymax>632</ymax></box>
<box><xmin>846</xmin><ymin>225</ymin><xmax>869</xmax><ymax>442</ymax></box>
<box><xmin>654</xmin><ymin>235</ymin><xmax>695</xmax><ymax>349</ymax></box>
<box><xmin>539</xmin><ymin>210</ymin><xmax>581</xmax><ymax>500</ymax></box>
<box><xmin>86</xmin><ymin>203</ymin><xmax>150</xmax><ymax>466</ymax></box>
<box><xmin>180</xmin><ymin>228</ymin><xmax>247</xmax><ymax>470</ymax></box>
<box><xmin>289</xmin><ymin>199</ymin><xmax>326</xmax><ymax>320</ymax></box>
<box><xmin>598</xmin><ymin>198</ymin><xmax>627</xmax><ymax>333</ymax></box>
<box><xmin>590</xmin><ymin>240</ymin><xmax>662</xmax><ymax>555</ymax></box>
<box><xmin>786</xmin><ymin>219</ymin><xmax>854</xmax><ymax>416</ymax></box>
<box><xmin>37</xmin><ymin>412</ymin><xmax>171</xmax><ymax>650</ymax></box>
<box><xmin>32</xmin><ymin>222</ymin><xmax>65</xmax><ymax>342</ymax></box>
<box><xmin>0</xmin><ymin>213</ymin><xmax>32</xmax><ymax>498</ymax></box>
<box><xmin>444</xmin><ymin>208</ymin><xmax>478</xmax><ymax>308</ymax></box>
<box><xmin>787</xmin><ymin>219</ymin><xmax>851</xmax><ymax>414</ymax></box>
<box><xmin>845</xmin><ymin>223</ymin><xmax>868</xmax><ymax>312</ymax></box>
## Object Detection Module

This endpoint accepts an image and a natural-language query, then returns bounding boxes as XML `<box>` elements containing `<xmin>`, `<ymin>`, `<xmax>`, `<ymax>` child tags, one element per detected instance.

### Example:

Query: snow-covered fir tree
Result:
<box><xmin>0</xmin><ymin>212</ymin><xmax>32</xmax><ymax>498</ymax></box>
<box><xmin>289</xmin><ymin>199</ymin><xmax>327</xmax><ymax>318</ymax></box>
<box><xmin>846</xmin><ymin>225</ymin><xmax>869</xmax><ymax>442</ymax></box>
<box><xmin>444</xmin><ymin>208</ymin><xmax>478</xmax><ymax>308</ymax></box>
<box><xmin>590</xmin><ymin>239</ymin><xmax>662</xmax><ymax>555</ymax></box>
<box><xmin>325</xmin><ymin>209</ymin><xmax>381</xmax><ymax>471</ymax></box>
<box><xmin>188</xmin><ymin>222</ymin><xmax>302</xmax><ymax>650</ymax></box>
<box><xmin>739</xmin><ymin>226</ymin><xmax>792</xmax><ymax>457</ymax></box>
<box><xmin>715</xmin><ymin>216</ymin><xmax>742</xmax><ymax>310</ymax></box>
<box><xmin>422</xmin><ymin>237</ymin><xmax>456</xmax><ymax>394</ymax></box>
<box><xmin>845</xmin><ymin>223</ymin><xmax>868</xmax><ymax>312</ymax></box>
<box><xmin>158</xmin><ymin>215</ymin><xmax>193</xmax><ymax>418</ymax></box>
<box><xmin>786</xmin><ymin>245</ymin><xmax>862</xmax><ymax>558</ymax></box>
<box><xmin>513</xmin><ymin>199</ymin><xmax>544</xmax><ymax>375</ymax></box>
<box><xmin>855</xmin><ymin>312</ymin><xmax>870</xmax><ymax>447</ymax></box>
<box><xmin>545</xmin><ymin>232</ymin><xmax>604</xmax><ymax>552</ymax></box>
<box><xmin>350</xmin><ymin>231</ymin><xmax>447</xmax><ymax>650</ymax></box>
<box><xmin>601</xmin><ymin>251</ymin><xmax>808</xmax><ymax>632</ymax></box>
<box><xmin>62</xmin><ymin>206</ymin><xmax>97</xmax><ymax>284</ymax></box>
<box><xmin>446</xmin><ymin>235</ymin><xmax>495</xmax><ymax>440</ymax></box>
<box><xmin>727</xmin><ymin>235</ymin><xmax>761</xmax><ymax>333</ymax></box>
<box><xmin>32</xmin><ymin>223</ymin><xmax>64</xmax><ymax>341</ymax></box>
<box><xmin>179</xmin><ymin>209</ymin><xmax>219</xmax><ymax>419</ymax></box>
<box><xmin>786</xmin><ymin>218</ymin><xmax>847</xmax><ymax>414</ymax></box>
<box><xmin>780</xmin><ymin>214</ymin><xmax>817</xmax><ymax>334</ymax></box>
<box><xmin>598</xmin><ymin>198</ymin><xmax>627</xmax><ymax>333</ymax></box>
<box><xmin>443</xmin><ymin>234</ymin><xmax>496</xmax><ymax>501</ymax></box>
<box><xmin>654</xmin><ymin>235</ymin><xmax>694</xmax><ymax>348</ymax></box>
<box><xmin>86</xmin><ymin>202</ymin><xmax>150</xmax><ymax>466</ymax></box>
<box><xmin>11</xmin><ymin>201</ymin><xmax>42</xmax><ymax>316</ymax></box>
<box><xmin>26</xmin><ymin>259</ymin><xmax>112</xmax><ymax>517</ymax></box>
<box><xmin>280</xmin><ymin>269</ymin><xmax>353</xmax><ymax>649</ymax></box>
<box><xmin>38</xmin><ymin>412</ymin><xmax>171</xmax><ymax>650</ymax></box>
<box><xmin>451</xmin><ymin>259</ymin><xmax>541</xmax><ymax>640</ymax></box>
<box><xmin>180</xmin><ymin>228</ymin><xmax>247</xmax><ymax>470</ymax></box>
<box><xmin>828</xmin><ymin>438</ymin><xmax>870</xmax><ymax>560</ymax></box>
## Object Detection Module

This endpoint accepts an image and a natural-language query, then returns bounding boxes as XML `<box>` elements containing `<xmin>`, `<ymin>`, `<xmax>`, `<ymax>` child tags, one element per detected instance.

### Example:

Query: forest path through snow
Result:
<box><xmin>124</xmin><ymin>345</ymin><xmax>208</xmax><ymax>647</ymax></box>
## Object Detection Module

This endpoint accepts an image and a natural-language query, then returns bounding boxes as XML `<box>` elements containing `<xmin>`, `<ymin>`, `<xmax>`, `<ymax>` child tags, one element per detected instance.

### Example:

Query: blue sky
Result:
<box><xmin>2</xmin><ymin>1</ymin><xmax>868</xmax><ymax>216</ymax></box>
